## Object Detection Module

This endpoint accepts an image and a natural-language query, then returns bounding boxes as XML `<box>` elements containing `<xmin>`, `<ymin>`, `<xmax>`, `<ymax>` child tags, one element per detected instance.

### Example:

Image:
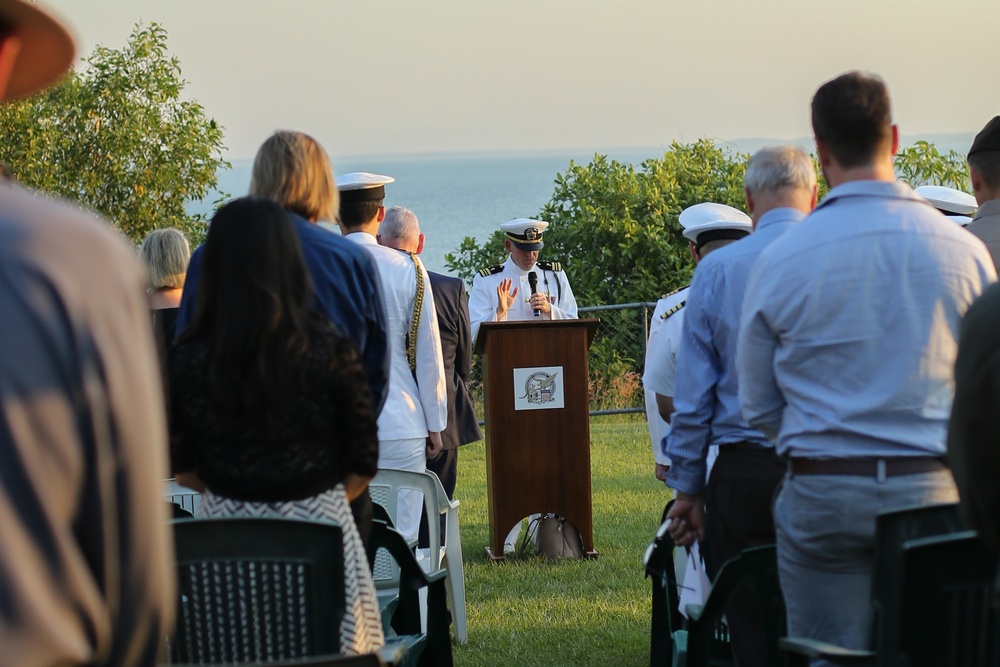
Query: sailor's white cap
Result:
<box><xmin>679</xmin><ymin>203</ymin><xmax>753</xmax><ymax>244</ymax></box>
<box><xmin>500</xmin><ymin>218</ymin><xmax>548</xmax><ymax>251</ymax></box>
<box><xmin>335</xmin><ymin>172</ymin><xmax>395</xmax><ymax>202</ymax></box>
<box><xmin>915</xmin><ymin>185</ymin><xmax>977</xmax><ymax>216</ymax></box>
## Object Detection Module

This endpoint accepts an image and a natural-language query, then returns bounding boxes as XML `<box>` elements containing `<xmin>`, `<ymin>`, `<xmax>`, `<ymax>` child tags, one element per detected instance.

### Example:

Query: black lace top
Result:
<box><xmin>168</xmin><ymin>324</ymin><xmax>379</xmax><ymax>502</ymax></box>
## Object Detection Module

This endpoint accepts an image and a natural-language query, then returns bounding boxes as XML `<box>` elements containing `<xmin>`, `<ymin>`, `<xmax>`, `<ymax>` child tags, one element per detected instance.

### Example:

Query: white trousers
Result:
<box><xmin>378</xmin><ymin>438</ymin><xmax>426</xmax><ymax>543</ymax></box>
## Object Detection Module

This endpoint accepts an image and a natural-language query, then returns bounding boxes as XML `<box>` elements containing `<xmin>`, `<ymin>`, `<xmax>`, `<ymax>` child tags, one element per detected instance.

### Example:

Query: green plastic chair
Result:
<box><xmin>681</xmin><ymin>545</ymin><xmax>782</xmax><ymax>667</ymax></box>
<box><xmin>170</xmin><ymin>517</ymin><xmax>417</xmax><ymax>667</ymax></box>
<box><xmin>170</xmin><ymin>518</ymin><xmax>347</xmax><ymax>663</ymax></box>
<box><xmin>643</xmin><ymin>503</ymin><xmax>739</xmax><ymax>667</ymax></box>
<box><xmin>781</xmin><ymin>502</ymin><xmax>965</xmax><ymax>666</ymax></box>
<box><xmin>643</xmin><ymin>500</ymin><xmax>689</xmax><ymax>666</ymax></box>
<box><xmin>167</xmin><ymin>653</ymin><xmax>386</xmax><ymax>666</ymax></box>
<box><xmin>368</xmin><ymin>516</ymin><xmax>453</xmax><ymax>667</ymax></box>
<box><xmin>899</xmin><ymin>530</ymin><xmax>1000</xmax><ymax>667</ymax></box>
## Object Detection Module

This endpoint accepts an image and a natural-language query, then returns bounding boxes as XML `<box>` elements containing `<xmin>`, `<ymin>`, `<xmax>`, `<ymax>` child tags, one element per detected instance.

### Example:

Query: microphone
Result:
<box><xmin>528</xmin><ymin>271</ymin><xmax>540</xmax><ymax>317</ymax></box>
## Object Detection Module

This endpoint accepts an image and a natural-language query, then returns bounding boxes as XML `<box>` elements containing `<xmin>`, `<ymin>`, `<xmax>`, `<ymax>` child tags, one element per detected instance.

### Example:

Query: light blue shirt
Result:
<box><xmin>665</xmin><ymin>207</ymin><xmax>804</xmax><ymax>495</ymax></box>
<box><xmin>738</xmin><ymin>180</ymin><xmax>996</xmax><ymax>459</ymax></box>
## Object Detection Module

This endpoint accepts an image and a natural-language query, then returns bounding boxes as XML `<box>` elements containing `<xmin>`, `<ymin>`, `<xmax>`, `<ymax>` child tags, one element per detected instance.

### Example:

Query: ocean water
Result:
<box><xmin>191</xmin><ymin>148</ymin><xmax>665</xmax><ymax>276</ymax></box>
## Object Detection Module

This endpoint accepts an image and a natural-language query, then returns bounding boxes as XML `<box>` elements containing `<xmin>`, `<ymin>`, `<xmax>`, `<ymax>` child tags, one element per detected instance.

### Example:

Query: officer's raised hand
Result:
<box><xmin>496</xmin><ymin>277</ymin><xmax>519</xmax><ymax>317</ymax></box>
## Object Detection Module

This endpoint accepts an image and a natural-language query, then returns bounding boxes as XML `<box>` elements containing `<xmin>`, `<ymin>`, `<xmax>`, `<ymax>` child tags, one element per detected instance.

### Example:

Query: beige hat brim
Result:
<box><xmin>0</xmin><ymin>0</ymin><xmax>75</xmax><ymax>101</ymax></box>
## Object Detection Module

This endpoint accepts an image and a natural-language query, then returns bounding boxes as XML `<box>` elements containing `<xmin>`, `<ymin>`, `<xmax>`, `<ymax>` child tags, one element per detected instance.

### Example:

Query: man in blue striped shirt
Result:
<box><xmin>738</xmin><ymin>72</ymin><xmax>996</xmax><ymax>662</ymax></box>
<box><xmin>666</xmin><ymin>146</ymin><xmax>818</xmax><ymax>667</ymax></box>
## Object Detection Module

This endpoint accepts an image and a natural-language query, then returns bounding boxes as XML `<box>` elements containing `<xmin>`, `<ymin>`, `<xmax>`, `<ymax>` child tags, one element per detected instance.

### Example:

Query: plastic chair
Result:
<box><xmin>368</xmin><ymin>469</ymin><xmax>467</xmax><ymax>644</ymax></box>
<box><xmin>642</xmin><ymin>510</ymin><xmax>687</xmax><ymax>666</ymax></box>
<box><xmin>682</xmin><ymin>545</ymin><xmax>782</xmax><ymax>667</ymax></box>
<box><xmin>168</xmin><ymin>653</ymin><xmax>386</xmax><ymax>666</ymax></box>
<box><xmin>368</xmin><ymin>517</ymin><xmax>453</xmax><ymax>667</ymax></box>
<box><xmin>643</xmin><ymin>505</ymin><xmax>735</xmax><ymax>667</ymax></box>
<box><xmin>899</xmin><ymin>530</ymin><xmax>1000</xmax><ymax>667</ymax></box>
<box><xmin>169</xmin><ymin>518</ymin><xmax>347</xmax><ymax>664</ymax></box>
<box><xmin>781</xmin><ymin>502</ymin><xmax>965</xmax><ymax>666</ymax></box>
<box><xmin>169</xmin><ymin>517</ymin><xmax>415</xmax><ymax>667</ymax></box>
<box><xmin>164</xmin><ymin>478</ymin><xmax>202</xmax><ymax>515</ymax></box>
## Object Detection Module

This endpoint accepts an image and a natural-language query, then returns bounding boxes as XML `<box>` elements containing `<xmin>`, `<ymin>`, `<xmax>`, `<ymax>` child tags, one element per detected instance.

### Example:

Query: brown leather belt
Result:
<box><xmin>788</xmin><ymin>457</ymin><xmax>947</xmax><ymax>478</ymax></box>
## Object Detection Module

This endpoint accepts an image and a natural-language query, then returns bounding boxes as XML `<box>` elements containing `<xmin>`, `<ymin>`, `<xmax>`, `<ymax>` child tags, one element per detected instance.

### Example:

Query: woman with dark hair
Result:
<box><xmin>168</xmin><ymin>197</ymin><xmax>383</xmax><ymax>654</ymax></box>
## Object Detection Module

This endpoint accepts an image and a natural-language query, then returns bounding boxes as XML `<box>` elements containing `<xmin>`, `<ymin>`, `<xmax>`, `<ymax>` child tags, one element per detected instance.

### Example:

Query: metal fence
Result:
<box><xmin>469</xmin><ymin>302</ymin><xmax>658</xmax><ymax>419</ymax></box>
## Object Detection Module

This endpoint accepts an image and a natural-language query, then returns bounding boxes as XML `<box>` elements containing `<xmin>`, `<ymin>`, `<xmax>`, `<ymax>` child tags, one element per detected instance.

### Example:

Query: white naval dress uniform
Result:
<box><xmin>346</xmin><ymin>233</ymin><xmax>448</xmax><ymax>541</ymax></box>
<box><xmin>643</xmin><ymin>285</ymin><xmax>718</xmax><ymax>481</ymax></box>
<box><xmin>642</xmin><ymin>287</ymin><xmax>688</xmax><ymax>468</ymax></box>
<box><xmin>469</xmin><ymin>254</ymin><xmax>578</xmax><ymax>551</ymax></box>
<box><xmin>469</xmin><ymin>255</ymin><xmax>578</xmax><ymax>344</ymax></box>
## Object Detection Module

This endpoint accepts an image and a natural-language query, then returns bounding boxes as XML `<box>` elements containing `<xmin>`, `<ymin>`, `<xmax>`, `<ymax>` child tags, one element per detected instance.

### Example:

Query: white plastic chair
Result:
<box><xmin>368</xmin><ymin>468</ymin><xmax>467</xmax><ymax>643</ymax></box>
<box><xmin>164</xmin><ymin>479</ymin><xmax>203</xmax><ymax>515</ymax></box>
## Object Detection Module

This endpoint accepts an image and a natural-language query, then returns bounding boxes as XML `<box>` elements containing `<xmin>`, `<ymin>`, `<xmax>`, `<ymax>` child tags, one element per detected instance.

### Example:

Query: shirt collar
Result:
<box><xmin>504</xmin><ymin>255</ymin><xmax>529</xmax><ymax>275</ymax></box>
<box><xmin>346</xmin><ymin>231</ymin><xmax>378</xmax><ymax>246</ymax></box>
<box><xmin>756</xmin><ymin>207</ymin><xmax>806</xmax><ymax>231</ymax></box>
<box><xmin>971</xmin><ymin>198</ymin><xmax>1000</xmax><ymax>222</ymax></box>
<box><xmin>816</xmin><ymin>179</ymin><xmax>929</xmax><ymax>212</ymax></box>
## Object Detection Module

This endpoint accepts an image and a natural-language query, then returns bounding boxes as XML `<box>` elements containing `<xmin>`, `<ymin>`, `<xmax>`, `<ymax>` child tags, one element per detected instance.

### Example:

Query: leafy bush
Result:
<box><xmin>0</xmin><ymin>23</ymin><xmax>227</xmax><ymax>245</ymax></box>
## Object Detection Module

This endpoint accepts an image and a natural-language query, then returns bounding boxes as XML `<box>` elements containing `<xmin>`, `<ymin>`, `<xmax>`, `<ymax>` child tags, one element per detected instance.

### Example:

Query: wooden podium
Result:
<box><xmin>474</xmin><ymin>318</ymin><xmax>600</xmax><ymax>561</ymax></box>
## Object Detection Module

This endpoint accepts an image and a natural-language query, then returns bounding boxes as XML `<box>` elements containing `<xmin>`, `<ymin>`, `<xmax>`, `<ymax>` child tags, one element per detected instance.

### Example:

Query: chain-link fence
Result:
<box><xmin>468</xmin><ymin>302</ymin><xmax>658</xmax><ymax>420</ymax></box>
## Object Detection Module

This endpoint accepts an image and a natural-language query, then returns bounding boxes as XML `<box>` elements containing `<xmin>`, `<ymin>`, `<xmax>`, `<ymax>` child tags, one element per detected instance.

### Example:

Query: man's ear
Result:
<box><xmin>416</xmin><ymin>233</ymin><xmax>425</xmax><ymax>254</ymax></box>
<box><xmin>744</xmin><ymin>187</ymin><xmax>755</xmax><ymax>216</ymax></box>
<box><xmin>377</xmin><ymin>206</ymin><xmax>386</xmax><ymax>223</ymax></box>
<box><xmin>815</xmin><ymin>137</ymin><xmax>832</xmax><ymax>169</ymax></box>
<box><xmin>890</xmin><ymin>124</ymin><xmax>900</xmax><ymax>156</ymax></box>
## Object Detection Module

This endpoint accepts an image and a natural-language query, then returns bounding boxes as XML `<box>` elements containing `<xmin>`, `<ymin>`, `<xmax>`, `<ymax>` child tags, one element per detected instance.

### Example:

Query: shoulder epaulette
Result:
<box><xmin>478</xmin><ymin>264</ymin><xmax>504</xmax><ymax>278</ymax></box>
<box><xmin>659</xmin><ymin>284</ymin><xmax>690</xmax><ymax>300</ymax></box>
<box><xmin>537</xmin><ymin>260</ymin><xmax>563</xmax><ymax>272</ymax></box>
<box><xmin>661</xmin><ymin>300</ymin><xmax>687</xmax><ymax>319</ymax></box>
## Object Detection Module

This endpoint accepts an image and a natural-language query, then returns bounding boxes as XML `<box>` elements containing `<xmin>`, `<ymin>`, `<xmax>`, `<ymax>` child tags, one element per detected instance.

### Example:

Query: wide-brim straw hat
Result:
<box><xmin>0</xmin><ymin>0</ymin><xmax>75</xmax><ymax>101</ymax></box>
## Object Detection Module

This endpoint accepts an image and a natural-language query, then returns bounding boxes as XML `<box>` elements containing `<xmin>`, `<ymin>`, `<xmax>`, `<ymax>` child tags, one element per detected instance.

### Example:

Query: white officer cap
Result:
<box><xmin>914</xmin><ymin>185</ymin><xmax>977</xmax><ymax>216</ymax></box>
<box><xmin>500</xmin><ymin>218</ymin><xmax>548</xmax><ymax>251</ymax></box>
<box><xmin>679</xmin><ymin>202</ymin><xmax>753</xmax><ymax>245</ymax></box>
<box><xmin>335</xmin><ymin>172</ymin><xmax>395</xmax><ymax>203</ymax></box>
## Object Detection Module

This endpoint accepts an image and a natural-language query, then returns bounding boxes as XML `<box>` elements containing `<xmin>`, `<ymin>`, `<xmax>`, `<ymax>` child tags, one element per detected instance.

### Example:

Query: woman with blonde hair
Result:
<box><xmin>169</xmin><ymin>197</ymin><xmax>384</xmax><ymax>654</ymax></box>
<box><xmin>173</xmin><ymin>130</ymin><xmax>389</xmax><ymax>553</ymax></box>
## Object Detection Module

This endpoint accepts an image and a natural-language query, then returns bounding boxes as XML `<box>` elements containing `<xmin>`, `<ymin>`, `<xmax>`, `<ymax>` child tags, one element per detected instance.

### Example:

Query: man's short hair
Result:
<box><xmin>744</xmin><ymin>146</ymin><xmax>817</xmax><ymax>195</ymax></box>
<box><xmin>380</xmin><ymin>206</ymin><xmax>421</xmax><ymax>243</ymax></box>
<box><xmin>811</xmin><ymin>71</ymin><xmax>893</xmax><ymax>169</ymax></box>
<box><xmin>968</xmin><ymin>151</ymin><xmax>1000</xmax><ymax>193</ymax></box>
<box><xmin>249</xmin><ymin>131</ymin><xmax>338</xmax><ymax>222</ymax></box>
<box><xmin>339</xmin><ymin>200</ymin><xmax>383</xmax><ymax>228</ymax></box>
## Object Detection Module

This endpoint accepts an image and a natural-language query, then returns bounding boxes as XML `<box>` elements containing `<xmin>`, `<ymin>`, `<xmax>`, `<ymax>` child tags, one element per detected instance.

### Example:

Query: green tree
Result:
<box><xmin>446</xmin><ymin>139</ymin><xmax>750</xmax><ymax>304</ymax></box>
<box><xmin>0</xmin><ymin>22</ymin><xmax>227</xmax><ymax>244</ymax></box>
<box><xmin>894</xmin><ymin>140</ymin><xmax>970</xmax><ymax>192</ymax></box>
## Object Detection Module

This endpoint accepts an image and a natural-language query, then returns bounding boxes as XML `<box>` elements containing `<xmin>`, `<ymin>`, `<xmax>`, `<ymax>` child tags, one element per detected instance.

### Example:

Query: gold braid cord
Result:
<box><xmin>406</xmin><ymin>252</ymin><xmax>425</xmax><ymax>372</ymax></box>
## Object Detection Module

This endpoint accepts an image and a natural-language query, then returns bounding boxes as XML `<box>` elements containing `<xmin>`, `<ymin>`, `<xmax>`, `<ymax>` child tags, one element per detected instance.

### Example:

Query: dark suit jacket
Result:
<box><xmin>429</xmin><ymin>271</ymin><xmax>483</xmax><ymax>449</ymax></box>
<box><xmin>948</xmin><ymin>281</ymin><xmax>1000</xmax><ymax>549</ymax></box>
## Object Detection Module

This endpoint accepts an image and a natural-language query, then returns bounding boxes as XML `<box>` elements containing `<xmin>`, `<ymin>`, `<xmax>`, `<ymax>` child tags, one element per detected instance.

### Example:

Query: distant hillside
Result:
<box><xmin>727</xmin><ymin>132</ymin><xmax>976</xmax><ymax>156</ymax></box>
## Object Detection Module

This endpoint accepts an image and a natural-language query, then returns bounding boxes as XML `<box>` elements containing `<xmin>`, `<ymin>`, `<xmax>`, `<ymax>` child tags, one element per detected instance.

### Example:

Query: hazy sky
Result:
<box><xmin>44</xmin><ymin>0</ymin><xmax>1000</xmax><ymax>160</ymax></box>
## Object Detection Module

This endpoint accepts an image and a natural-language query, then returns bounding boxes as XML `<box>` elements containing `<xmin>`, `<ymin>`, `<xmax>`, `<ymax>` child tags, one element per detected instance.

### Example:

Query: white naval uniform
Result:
<box><xmin>643</xmin><ymin>286</ymin><xmax>718</xmax><ymax>481</ymax></box>
<box><xmin>346</xmin><ymin>233</ymin><xmax>448</xmax><ymax>540</ymax></box>
<box><xmin>469</xmin><ymin>254</ymin><xmax>578</xmax><ymax>551</ymax></box>
<box><xmin>642</xmin><ymin>287</ymin><xmax>688</xmax><ymax>468</ymax></box>
<box><xmin>469</xmin><ymin>255</ymin><xmax>578</xmax><ymax>344</ymax></box>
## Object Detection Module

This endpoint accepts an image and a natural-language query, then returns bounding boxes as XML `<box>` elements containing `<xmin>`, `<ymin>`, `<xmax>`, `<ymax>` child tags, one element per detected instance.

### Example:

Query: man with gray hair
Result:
<box><xmin>666</xmin><ymin>146</ymin><xmax>817</xmax><ymax>667</ymax></box>
<box><xmin>739</xmin><ymin>72</ymin><xmax>995</xmax><ymax>661</ymax></box>
<box><xmin>379</xmin><ymin>207</ymin><xmax>483</xmax><ymax>502</ymax></box>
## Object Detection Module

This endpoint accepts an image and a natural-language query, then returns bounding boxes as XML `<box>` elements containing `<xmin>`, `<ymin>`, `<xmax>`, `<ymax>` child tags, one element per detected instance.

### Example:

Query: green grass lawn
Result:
<box><xmin>449</xmin><ymin>417</ymin><xmax>672</xmax><ymax>667</ymax></box>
